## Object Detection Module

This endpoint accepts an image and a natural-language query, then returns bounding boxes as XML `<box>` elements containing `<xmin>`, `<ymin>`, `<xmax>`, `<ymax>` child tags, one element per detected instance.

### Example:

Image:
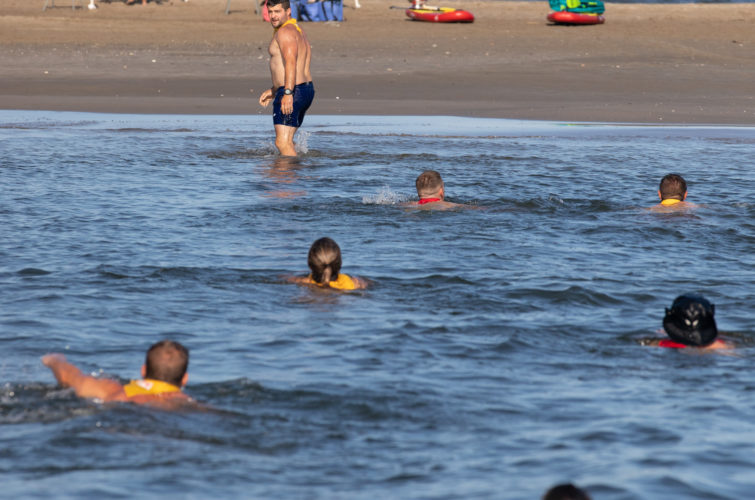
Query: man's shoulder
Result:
<box><xmin>127</xmin><ymin>391</ymin><xmax>194</xmax><ymax>409</ymax></box>
<box><xmin>649</xmin><ymin>201</ymin><xmax>697</xmax><ymax>212</ymax></box>
<box><xmin>276</xmin><ymin>24</ymin><xmax>303</xmax><ymax>40</ymax></box>
<box><xmin>417</xmin><ymin>200</ymin><xmax>467</xmax><ymax>210</ymax></box>
<box><xmin>705</xmin><ymin>338</ymin><xmax>733</xmax><ymax>350</ymax></box>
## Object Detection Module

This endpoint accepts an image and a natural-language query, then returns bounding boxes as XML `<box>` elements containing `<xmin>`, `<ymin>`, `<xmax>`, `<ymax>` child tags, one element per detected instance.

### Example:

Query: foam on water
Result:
<box><xmin>362</xmin><ymin>185</ymin><xmax>410</xmax><ymax>205</ymax></box>
<box><xmin>295</xmin><ymin>130</ymin><xmax>310</xmax><ymax>155</ymax></box>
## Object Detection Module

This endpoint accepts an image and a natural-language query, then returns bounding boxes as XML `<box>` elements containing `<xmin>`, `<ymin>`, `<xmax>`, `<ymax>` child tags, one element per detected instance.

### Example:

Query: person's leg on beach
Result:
<box><xmin>274</xmin><ymin>124</ymin><xmax>298</xmax><ymax>156</ymax></box>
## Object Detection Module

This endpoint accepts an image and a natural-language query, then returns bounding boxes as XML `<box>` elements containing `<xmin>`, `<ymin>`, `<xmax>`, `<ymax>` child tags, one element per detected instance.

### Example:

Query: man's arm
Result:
<box><xmin>42</xmin><ymin>354</ymin><xmax>126</xmax><ymax>402</ymax></box>
<box><xmin>286</xmin><ymin>275</ymin><xmax>310</xmax><ymax>284</ymax></box>
<box><xmin>259</xmin><ymin>88</ymin><xmax>274</xmax><ymax>107</ymax></box>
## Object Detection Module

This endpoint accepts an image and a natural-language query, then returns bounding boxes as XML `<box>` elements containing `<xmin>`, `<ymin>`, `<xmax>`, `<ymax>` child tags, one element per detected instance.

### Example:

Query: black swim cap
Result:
<box><xmin>663</xmin><ymin>294</ymin><xmax>718</xmax><ymax>347</ymax></box>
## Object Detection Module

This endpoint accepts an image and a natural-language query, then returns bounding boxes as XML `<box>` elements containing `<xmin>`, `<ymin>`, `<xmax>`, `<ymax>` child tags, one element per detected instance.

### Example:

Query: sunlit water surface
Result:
<box><xmin>1</xmin><ymin>111</ymin><xmax>754</xmax><ymax>499</ymax></box>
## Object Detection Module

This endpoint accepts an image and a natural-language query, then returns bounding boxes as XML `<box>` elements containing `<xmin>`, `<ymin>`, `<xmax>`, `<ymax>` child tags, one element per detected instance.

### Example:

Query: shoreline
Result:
<box><xmin>1</xmin><ymin>0</ymin><xmax>753</xmax><ymax>124</ymax></box>
<box><xmin>6</xmin><ymin>109</ymin><xmax>755</xmax><ymax>134</ymax></box>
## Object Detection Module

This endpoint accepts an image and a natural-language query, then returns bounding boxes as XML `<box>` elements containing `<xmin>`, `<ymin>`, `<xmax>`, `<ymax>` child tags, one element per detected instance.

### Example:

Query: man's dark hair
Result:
<box><xmin>659</xmin><ymin>173</ymin><xmax>687</xmax><ymax>200</ymax></box>
<box><xmin>267</xmin><ymin>0</ymin><xmax>291</xmax><ymax>9</ymax></box>
<box><xmin>144</xmin><ymin>340</ymin><xmax>189</xmax><ymax>387</ymax></box>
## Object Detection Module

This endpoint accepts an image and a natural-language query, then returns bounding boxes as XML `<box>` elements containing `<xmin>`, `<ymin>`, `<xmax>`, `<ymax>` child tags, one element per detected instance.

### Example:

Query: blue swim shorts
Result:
<box><xmin>272</xmin><ymin>82</ymin><xmax>315</xmax><ymax>128</ymax></box>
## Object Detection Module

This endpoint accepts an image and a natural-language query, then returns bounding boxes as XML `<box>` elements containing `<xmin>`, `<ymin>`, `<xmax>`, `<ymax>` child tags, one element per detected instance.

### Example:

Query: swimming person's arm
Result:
<box><xmin>42</xmin><ymin>354</ymin><xmax>126</xmax><ymax>401</ymax></box>
<box><xmin>286</xmin><ymin>275</ymin><xmax>311</xmax><ymax>285</ymax></box>
<box><xmin>352</xmin><ymin>276</ymin><xmax>368</xmax><ymax>289</ymax></box>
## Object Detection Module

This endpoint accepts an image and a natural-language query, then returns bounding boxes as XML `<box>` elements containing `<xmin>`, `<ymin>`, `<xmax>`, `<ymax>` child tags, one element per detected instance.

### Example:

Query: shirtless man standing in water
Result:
<box><xmin>258</xmin><ymin>0</ymin><xmax>314</xmax><ymax>157</ymax></box>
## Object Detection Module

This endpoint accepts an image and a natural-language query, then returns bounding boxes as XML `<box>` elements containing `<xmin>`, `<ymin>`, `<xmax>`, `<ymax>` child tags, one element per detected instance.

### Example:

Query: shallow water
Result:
<box><xmin>1</xmin><ymin>111</ymin><xmax>754</xmax><ymax>499</ymax></box>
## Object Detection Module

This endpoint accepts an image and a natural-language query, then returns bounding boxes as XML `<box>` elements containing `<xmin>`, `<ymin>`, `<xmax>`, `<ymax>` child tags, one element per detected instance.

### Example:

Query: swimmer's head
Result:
<box><xmin>308</xmin><ymin>237</ymin><xmax>342</xmax><ymax>284</ymax></box>
<box><xmin>658</xmin><ymin>173</ymin><xmax>687</xmax><ymax>201</ymax></box>
<box><xmin>542</xmin><ymin>483</ymin><xmax>591</xmax><ymax>500</ymax></box>
<box><xmin>415</xmin><ymin>170</ymin><xmax>444</xmax><ymax>199</ymax></box>
<box><xmin>663</xmin><ymin>294</ymin><xmax>718</xmax><ymax>347</ymax></box>
<box><xmin>144</xmin><ymin>340</ymin><xmax>189</xmax><ymax>387</ymax></box>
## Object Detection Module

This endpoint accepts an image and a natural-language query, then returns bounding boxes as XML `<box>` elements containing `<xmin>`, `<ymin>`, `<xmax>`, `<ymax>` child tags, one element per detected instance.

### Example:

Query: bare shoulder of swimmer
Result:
<box><xmin>638</xmin><ymin>337</ymin><xmax>735</xmax><ymax>350</ymax></box>
<box><xmin>416</xmin><ymin>201</ymin><xmax>471</xmax><ymax>210</ymax></box>
<box><xmin>638</xmin><ymin>338</ymin><xmax>662</xmax><ymax>347</ymax></box>
<box><xmin>706</xmin><ymin>338</ymin><xmax>734</xmax><ymax>350</ymax></box>
<box><xmin>286</xmin><ymin>275</ymin><xmax>310</xmax><ymax>284</ymax></box>
<box><xmin>352</xmin><ymin>276</ymin><xmax>369</xmax><ymax>289</ymax></box>
<box><xmin>648</xmin><ymin>201</ymin><xmax>699</xmax><ymax>213</ymax></box>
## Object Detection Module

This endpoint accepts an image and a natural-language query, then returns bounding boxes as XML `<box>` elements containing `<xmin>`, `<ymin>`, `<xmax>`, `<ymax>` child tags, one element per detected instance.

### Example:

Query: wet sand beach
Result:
<box><xmin>0</xmin><ymin>0</ymin><xmax>753</xmax><ymax>123</ymax></box>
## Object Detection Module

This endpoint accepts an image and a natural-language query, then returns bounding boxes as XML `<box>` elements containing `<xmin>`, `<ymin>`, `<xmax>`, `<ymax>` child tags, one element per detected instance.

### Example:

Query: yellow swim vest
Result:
<box><xmin>275</xmin><ymin>18</ymin><xmax>302</xmax><ymax>33</ymax></box>
<box><xmin>307</xmin><ymin>273</ymin><xmax>358</xmax><ymax>290</ymax></box>
<box><xmin>661</xmin><ymin>198</ymin><xmax>683</xmax><ymax>206</ymax></box>
<box><xmin>123</xmin><ymin>379</ymin><xmax>181</xmax><ymax>398</ymax></box>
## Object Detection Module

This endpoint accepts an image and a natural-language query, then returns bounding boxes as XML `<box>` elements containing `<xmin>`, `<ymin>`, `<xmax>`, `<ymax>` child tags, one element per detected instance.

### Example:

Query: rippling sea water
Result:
<box><xmin>1</xmin><ymin>111</ymin><xmax>754</xmax><ymax>499</ymax></box>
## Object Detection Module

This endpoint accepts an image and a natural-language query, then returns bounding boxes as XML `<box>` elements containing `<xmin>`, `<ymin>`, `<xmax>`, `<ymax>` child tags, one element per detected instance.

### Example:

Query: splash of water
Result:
<box><xmin>295</xmin><ymin>131</ymin><xmax>310</xmax><ymax>155</ymax></box>
<box><xmin>260</xmin><ymin>140</ymin><xmax>278</xmax><ymax>155</ymax></box>
<box><xmin>362</xmin><ymin>186</ymin><xmax>410</xmax><ymax>205</ymax></box>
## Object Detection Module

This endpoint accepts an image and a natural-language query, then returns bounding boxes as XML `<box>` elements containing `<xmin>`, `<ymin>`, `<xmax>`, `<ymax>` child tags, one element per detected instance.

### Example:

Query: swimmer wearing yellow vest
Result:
<box><xmin>650</xmin><ymin>173</ymin><xmax>697</xmax><ymax>212</ymax></box>
<box><xmin>291</xmin><ymin>237</ymin><xmax>367</xmax><ymax>290</ymax></box>
<box><xmin>42</xmin><ymin>340</ymin><xmax>196</xmax><ymax>409</ymax></box>
<box><xmin>641</xmin><ymin>294</ymin><xmax>733</xmax><ymax>351</ymax></box>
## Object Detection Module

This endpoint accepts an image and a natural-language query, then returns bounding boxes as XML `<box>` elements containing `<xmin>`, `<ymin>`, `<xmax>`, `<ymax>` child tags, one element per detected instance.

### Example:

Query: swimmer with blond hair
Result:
<box><xmin>650</xmin><ymin>173</ymin><xmax>697</xmax><ymax>212</ymax></box>
<box><xmin>291</xmin><ymin>237</ymin><xmax>367</xmax><ymax>290</ymax></box>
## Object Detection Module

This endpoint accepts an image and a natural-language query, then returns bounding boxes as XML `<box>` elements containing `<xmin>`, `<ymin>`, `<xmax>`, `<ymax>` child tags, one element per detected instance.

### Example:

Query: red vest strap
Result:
<box><xmin>658</xmin><ymin>339</ymin><xmax>688</xmax><ymax>349</ymax></box>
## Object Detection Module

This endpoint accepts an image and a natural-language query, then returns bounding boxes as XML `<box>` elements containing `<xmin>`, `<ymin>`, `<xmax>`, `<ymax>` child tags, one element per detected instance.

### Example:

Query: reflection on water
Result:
<box><xmin>260</xmin><ymin>156</ymin><xmax>309</xmax><ymax>199</ymax></box>
<box><xmin>1</xmin><ymin>111</ymin><xmax>754</xmax><ymax>500</ymax></box>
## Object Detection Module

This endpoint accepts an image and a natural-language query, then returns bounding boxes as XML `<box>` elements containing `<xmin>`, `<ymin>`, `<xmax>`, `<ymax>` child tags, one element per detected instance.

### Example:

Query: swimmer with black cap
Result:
<box><xmin>290</xmin><ymin>237</ymin><xmax>367</xmax><ymax>290</ymax></box>
<box><xmin>542</xmin><ymin>483</ymin><xmax>591</xmax><ymax>500</ymax></box>
<box><xmin>644</xmin><ymin>294</ymin><xmax>731</xmax><ymax>350</ymax></box>
<box><xmin>650</xmin><ymin>173</ymin><xmax>697</xmax><ymax>212</ymax></box>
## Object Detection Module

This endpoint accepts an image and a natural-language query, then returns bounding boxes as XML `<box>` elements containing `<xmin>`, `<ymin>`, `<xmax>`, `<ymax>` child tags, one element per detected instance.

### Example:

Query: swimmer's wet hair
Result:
<box><xmin>145</xmin><ymin>340</ymin><xmax>189</xmax><ymax>387</ymax></box>
<box><xmin>543</xmin><ymin>483</ymin><xmax>591</xmax><ymax>500</ymax></box>
<box><xmin>659</xmin><ymin>173</ymin><xmax>687</xmax><ymax>200</ymax></box>
<box><xmin>415</xmin><ymin>170</ymin><xmax>444</xmax><ymax>198</ymax></box>
<box><xmin>267</xmin><ymin>0</ymin><xmax>291</xmax><ymax>9</ymax></box>
<box><xmin>663</xmin><ymin>293</ymin><xmax>718</xmax><ymax>347</ymax></box>
<box><xmin>308</xmin><ymin>237</ymin><xmax>342</xmax><ymax>285</ymax></box>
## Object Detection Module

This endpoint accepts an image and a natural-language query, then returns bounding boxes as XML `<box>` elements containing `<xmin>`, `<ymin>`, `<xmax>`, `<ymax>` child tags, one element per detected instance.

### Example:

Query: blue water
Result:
<box><xmin>1</xmin><ymin>110</ymin><xmax>754</xmax><ymax>499</ymax></box>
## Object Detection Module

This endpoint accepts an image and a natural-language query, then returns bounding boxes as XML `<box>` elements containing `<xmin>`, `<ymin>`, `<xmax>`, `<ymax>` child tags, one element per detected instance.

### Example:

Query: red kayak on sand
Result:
<box><xmin>406</xmin><ymin>7</ymin><xmax>474</xmax><ymax>23</ymax></box>
<box><xmin>547</xmin><ymin>11</ymin><xmax>604</xmax><ymax>25</ymax></box>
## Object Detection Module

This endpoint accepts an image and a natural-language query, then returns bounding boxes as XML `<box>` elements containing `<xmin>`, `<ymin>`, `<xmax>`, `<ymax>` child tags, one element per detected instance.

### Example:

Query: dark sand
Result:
<box><xmin>1</xmin><ymin>0</ymin><xmax>753</xmax><ymax>123</ymax></box>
